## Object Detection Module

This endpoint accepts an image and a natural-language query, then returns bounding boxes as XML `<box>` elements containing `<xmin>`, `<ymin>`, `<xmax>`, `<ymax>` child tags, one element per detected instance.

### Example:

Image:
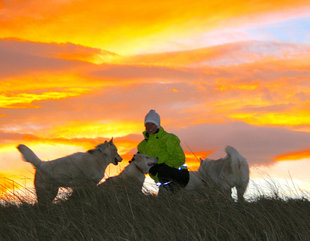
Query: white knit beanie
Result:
<box><xmin>144</xmin><ymin>109</ymin><xmax>161</xmax><ymax>128</ymax></box>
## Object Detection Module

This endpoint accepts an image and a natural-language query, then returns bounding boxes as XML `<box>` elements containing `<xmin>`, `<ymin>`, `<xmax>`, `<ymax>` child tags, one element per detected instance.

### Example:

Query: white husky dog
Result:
<box><xmin>17</xmin><ymin>139</ymin><xmax>122</xmax><ymax>203</ymax></box>
<box><xmin>185</xmin><ymin>146</ymin><xmax>249</xmax><ymax>201</ymax></box>
<box><xmin>98</xmin><ymin>153</ymin><xmax>158</xmax><ymax>192</ymax></box>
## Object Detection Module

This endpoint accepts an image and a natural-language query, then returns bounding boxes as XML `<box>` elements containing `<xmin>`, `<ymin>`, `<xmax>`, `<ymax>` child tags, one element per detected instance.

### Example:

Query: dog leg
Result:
<box><xmin>34</xmin><ymin>172</ymin><xmax>58</xmax><ymax>204</ymax></box>
<box><xmin>236</xmin><ymin>185</ymin><xmax>247</xmax><ymax>202</ymax></box>
<box><xmin>35</xmin><ymin>184</ymin><xmax>58</xmax><ymax>204</ymax></box>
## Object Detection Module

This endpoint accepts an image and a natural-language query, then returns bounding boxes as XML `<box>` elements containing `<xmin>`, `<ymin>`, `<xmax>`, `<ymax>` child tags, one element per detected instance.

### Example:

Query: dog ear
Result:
<box><xmin>200</xmin><ymin>158</ymin><xmax>203</xmax><ymax>164</ymax></box>
<box><xmin>109</xmin><ymin>137</ymin><xmax>114</xmax><ymax>144</ymax></box>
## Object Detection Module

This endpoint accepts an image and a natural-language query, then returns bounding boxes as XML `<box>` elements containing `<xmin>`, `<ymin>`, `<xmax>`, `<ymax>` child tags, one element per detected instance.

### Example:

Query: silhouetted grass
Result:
<box><xmin>1</xmin><ymin>182</ymin><xmax>310</xmax><ymax>241</ymax></box>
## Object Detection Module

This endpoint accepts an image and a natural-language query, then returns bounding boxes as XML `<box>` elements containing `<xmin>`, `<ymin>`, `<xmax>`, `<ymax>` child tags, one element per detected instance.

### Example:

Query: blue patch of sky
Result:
<box><xmin>246</xmin><ymin>15</ymin><xmax>310</xmax><ymax>44</ymax></box>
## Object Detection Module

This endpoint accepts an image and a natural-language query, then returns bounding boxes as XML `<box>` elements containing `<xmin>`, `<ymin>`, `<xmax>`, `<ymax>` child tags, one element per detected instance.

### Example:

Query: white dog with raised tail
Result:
<box><xmin>17</xmin><ymin>139</ymin><xmax>122</xmax><ymax>204</ymax></box>
<box><xmin>185</xmin><ymin>145</ymin><xmax>250</xmax><ymax>201</ymax></box>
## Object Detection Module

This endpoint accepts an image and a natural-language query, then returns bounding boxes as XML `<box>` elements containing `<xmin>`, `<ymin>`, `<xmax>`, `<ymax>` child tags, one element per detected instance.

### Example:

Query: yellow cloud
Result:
<box><xmin>46</xmin><ymin>121</ymin><xmax>142</xmax><ymax>140</ymax></box>
<box><xmin>229</xmin><ymin>110</ymin><xmax>310</xmax><ymax>128</ymax></box>
<box><xmin>0</xmin><ymin>89</ymin><xmax>89</xmax><ymax>108</ymax></box>
<box><xmin>1</xmin><ymin>73</ymin><xmax>92</xmax><ymax>92</ymax></box>
<box><xmin>215</xmin><ymin>78</ymin><xmax>259</xmax><ymax>91</ymax></box>
<box><xmin>1</xmin><ymin>0</ymin><xmax>309</xmax><ymax>55</ymax></box>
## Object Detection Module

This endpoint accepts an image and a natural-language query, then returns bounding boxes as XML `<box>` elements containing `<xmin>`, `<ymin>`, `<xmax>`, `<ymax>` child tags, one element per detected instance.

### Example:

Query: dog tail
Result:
<box><xmin>17</xmin><ymin>144</ymin><xmax>42</xmax><ymax>169</ymax></box>
<box><xmin>225</xmin><ymin>145</ymin><xmax>249</xmax><ymax>184</ymax></box>
<box><xmin>225</xmin><ymin>145</ymin><xmax>241</xmax><ymax>159</ymax></box>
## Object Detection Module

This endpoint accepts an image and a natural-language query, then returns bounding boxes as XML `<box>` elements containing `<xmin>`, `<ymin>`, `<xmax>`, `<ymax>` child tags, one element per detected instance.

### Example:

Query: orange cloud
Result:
<box><xmin>275</xmin><ymin>149</ymin><xmax>310</xmax><ymax>161</ymax></box>
<box><xmin>185</xmin><ymin>150</ymin><xmax>214</xmax><ymax>171</ymax></box>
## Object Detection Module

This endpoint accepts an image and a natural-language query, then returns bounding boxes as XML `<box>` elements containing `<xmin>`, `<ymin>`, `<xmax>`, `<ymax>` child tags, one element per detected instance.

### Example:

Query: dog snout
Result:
<box><xmin>111</xmin><ymin>154</ymin><xmax>122</xmax><ymax>165</ymax></box>
<box><xmin>115</xmin><ymin>155</ymin><xmax>122</xmax><ymax>162</ymax></box>
<box><xmin>148</xmin><ymin>162</ymin><xmax>157</xmax><ymax>167</ymax></box>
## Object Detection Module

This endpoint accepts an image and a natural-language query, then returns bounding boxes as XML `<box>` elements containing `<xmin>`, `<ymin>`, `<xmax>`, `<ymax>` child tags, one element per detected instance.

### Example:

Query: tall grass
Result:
<box><xmin>1</xmin><ymin>181</ymin><xmax>310</xmax><ymax>241</ymax></box>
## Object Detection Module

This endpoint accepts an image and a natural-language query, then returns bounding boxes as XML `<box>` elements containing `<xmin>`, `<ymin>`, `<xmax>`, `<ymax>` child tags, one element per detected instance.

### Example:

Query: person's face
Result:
<box><xmin>145</xmin><ymin>122</ymin><xmax>158</xmax><ymax>135</ymax></box>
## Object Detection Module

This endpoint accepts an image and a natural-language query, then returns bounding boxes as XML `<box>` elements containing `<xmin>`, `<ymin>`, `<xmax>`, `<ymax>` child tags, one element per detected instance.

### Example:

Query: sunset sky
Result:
<box><xmin>1</xmin><ymin>0</ymin><xmax>310</xmax><ymax>199</ymax></box>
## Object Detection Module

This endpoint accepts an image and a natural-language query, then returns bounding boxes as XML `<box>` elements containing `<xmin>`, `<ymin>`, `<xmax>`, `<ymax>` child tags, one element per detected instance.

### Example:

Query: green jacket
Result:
<box><xmin>137</xmin><ymin>127</ymin><xmax>186</xmax><ymax>171</ymax></box>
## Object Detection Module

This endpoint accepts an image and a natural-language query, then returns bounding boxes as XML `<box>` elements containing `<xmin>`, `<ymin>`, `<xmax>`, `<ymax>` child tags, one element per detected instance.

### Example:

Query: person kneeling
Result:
<box><xmin>137</xmin><ymin>109</ymin><xmax>189</xmax><ymax>194</ymax></box>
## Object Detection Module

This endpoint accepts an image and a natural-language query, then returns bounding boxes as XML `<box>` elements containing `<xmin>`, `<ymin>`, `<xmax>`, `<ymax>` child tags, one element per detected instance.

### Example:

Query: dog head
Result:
<box><xmin>91</xmin><ymin>138</ymin><xmax>122</xmax><ymax>165</ymax></box>
<box><xmin>131</xmin><ymin>153</ymin><xmax>158</xmax><ymax>174</ymax></box>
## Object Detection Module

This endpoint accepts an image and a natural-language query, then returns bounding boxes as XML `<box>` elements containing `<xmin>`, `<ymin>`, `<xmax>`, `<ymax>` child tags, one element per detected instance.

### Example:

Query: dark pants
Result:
<box><xmin>153</xmin><ymin>164</ymin><xmax>189</xmax><ymax>194</ymax></box>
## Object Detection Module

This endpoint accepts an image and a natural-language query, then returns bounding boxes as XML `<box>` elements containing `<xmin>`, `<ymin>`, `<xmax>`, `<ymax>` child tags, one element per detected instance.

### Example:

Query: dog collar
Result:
<box><xmin>134</xmin><ymin>163</ymin><xmax>144</xmax><ymax>174</ymax></box>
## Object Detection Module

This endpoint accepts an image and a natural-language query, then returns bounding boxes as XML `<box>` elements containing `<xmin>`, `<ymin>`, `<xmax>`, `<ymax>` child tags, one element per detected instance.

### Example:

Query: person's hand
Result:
<box><xmin>149</xmin><ymin>164</ymin><xmax>159</xmax><ymax>175</ymax></box>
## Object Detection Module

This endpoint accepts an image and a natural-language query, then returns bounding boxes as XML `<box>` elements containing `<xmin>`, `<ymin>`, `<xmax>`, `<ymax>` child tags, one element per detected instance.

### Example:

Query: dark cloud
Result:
<box><xmin>0</xmin><ymin>132</ymin><xmax>25</xmax><ymax>141</ymax></box>
<box><xmin>174</xmin><ymin>121</ymin><xmax>310</xmax><ymax>166</ymax></box>
<box><xmin>0</xmin><ymin>46</ymin><xmax>79</xmax><ymax>77</ymax></box>
<box><xmin>0</xmin><ymin>38</ymin><xmax>118</xmax><ymax>64</ymax></box>
<box><xmin>0</xmin><ymin>38</ymin><xmax>113</xmax><ymax>78</ymax></box>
